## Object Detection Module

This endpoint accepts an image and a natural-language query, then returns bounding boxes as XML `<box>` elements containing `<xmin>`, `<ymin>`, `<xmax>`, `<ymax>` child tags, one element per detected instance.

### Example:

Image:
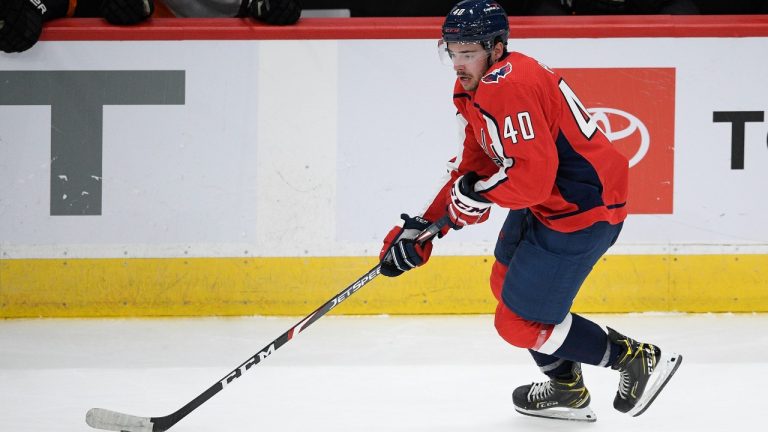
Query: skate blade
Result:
<box><xmin>515</xmin><ymin>406</ymin><xmax>597</xmax><ymax>423</ymax></box>
<box><xmin>628</xmin><ymin>351</ymin><xmax>683</xmax><ymax>417</ymax></box>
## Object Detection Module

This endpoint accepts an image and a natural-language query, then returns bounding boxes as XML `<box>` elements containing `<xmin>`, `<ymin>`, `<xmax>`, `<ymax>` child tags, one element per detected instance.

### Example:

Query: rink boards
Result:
<box><xmin>2</xmin><ymin>254</ymin><xmax>767</xmax><ymax>317</ymax></box>
<box><xmin>1</xmin><ymin>17</ymin><xmax>767</xmax><ymax>317</ymax></box>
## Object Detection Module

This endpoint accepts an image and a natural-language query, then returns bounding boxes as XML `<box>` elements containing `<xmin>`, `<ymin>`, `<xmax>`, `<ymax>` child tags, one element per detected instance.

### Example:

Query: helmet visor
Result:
<box><xmin>437</xmin><ymin>40</ymin><xmax>491</xmax><ymax>67</ymax></box>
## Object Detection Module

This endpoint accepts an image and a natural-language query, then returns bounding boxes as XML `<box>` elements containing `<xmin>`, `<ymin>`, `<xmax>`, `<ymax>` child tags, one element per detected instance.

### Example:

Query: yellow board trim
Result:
<box><xmin>1</xmin><ymin>255</ymin><xmax>767</xmax><ymax>318</ymax></box>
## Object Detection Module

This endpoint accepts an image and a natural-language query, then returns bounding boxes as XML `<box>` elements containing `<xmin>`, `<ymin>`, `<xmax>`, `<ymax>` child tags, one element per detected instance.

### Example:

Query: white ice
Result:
<box><xmin>1</xmin><ymin>313</ymin><xmax>765</xmax><ymax>431</ymax></box>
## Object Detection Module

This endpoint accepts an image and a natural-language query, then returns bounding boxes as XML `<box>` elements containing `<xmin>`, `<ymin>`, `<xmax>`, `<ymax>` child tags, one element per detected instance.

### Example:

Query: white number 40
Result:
<box><xmin>503</xmin><ymin>112</ymin><xmax>535</xmax><ymax>144</ymax></box>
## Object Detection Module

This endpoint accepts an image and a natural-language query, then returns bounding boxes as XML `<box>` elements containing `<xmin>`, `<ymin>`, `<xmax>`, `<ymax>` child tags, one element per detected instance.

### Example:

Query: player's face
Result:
<box><xmin>446</xmin><ymin>42</ymin><xmax>491</xmax><ymax>91</ymax></box>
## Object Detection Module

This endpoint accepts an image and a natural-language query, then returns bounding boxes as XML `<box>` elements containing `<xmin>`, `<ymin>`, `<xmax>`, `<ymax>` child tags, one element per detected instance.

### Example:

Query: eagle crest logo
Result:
<box><xmin>481</xmin><ymin>62</ymin><xmax>512</xmax><ymax>84</ymax></box>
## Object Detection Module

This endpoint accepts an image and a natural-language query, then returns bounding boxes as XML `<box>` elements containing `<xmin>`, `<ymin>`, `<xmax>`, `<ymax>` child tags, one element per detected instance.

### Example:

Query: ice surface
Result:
<box><xmin>1</xmin><ymin>313</ymin><xmax>765</xmax><ymax>431</ymax></box>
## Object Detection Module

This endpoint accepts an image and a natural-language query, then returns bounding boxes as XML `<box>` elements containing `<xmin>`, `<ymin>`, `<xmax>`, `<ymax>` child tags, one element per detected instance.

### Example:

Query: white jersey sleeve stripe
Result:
<box><xmin>482</xmin><ymin>111</ymin><xmax>506</xmax><ymax>163</ymax></box>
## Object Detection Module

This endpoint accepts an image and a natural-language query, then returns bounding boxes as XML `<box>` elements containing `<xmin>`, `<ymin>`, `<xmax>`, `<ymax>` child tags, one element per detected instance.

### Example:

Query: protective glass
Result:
<box><xmin>437</xmin><ymin>40</ymin><xmax>491</xmax><ymax>67</ymax></box>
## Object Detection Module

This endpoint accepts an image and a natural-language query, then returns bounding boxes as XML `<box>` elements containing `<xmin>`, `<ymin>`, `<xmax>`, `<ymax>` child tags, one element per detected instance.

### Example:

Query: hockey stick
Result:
<box><xmin>86</xmin><ymin>215</ymin><xmax>449</xmax><ymax>432</ymax></box>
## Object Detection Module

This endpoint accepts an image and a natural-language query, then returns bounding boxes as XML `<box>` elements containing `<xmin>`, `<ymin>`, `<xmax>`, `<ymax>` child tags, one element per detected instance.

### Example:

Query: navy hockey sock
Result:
<box><xmin>528</xmin><ymin>350</ymin><xmax>575</xmax><ymax>379</ymax></box>
<box><xmin>534</xmin><ymin>313</ymin><xmax>621</xmax><ymax>368</ymax></box>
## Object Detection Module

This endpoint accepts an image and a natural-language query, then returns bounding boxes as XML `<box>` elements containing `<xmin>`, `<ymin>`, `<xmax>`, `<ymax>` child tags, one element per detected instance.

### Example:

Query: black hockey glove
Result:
<box><xmin>100</xmin><ymin>0</ymin><xmax>154</xmax><ymax>25</ymax></box>
<box><xmin>240</xmin><ymin>0</ymin><xmax>301</xmax><ymax>26</ymax></box>
<box><xmin>0</xmin><ymin>0</ymin><xmax>46</xmax><ymax>53</ymax></box>
<box><xmin>379</xmin><ymin>214</ymin><xmax>434</xmax><ymax>277</ymax></box>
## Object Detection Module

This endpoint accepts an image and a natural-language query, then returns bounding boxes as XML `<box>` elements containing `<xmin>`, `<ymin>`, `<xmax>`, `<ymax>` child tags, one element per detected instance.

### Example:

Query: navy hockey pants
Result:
<box><xmin>493</xmin><ymin>209</ymin><xmax>622</xmax><ymax>325</ymax></box>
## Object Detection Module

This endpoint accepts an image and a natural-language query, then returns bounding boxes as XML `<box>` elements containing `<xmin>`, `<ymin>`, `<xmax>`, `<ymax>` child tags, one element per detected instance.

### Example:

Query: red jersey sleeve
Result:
<box><xmin>420</xmin><ymin>83</ymin><xmax>499</xmax><ymax>225</ymax></box>
<box><xmin>420</xmin><ymin>112</ymin><xmax>477</xmax><ymax>225</ymax></box>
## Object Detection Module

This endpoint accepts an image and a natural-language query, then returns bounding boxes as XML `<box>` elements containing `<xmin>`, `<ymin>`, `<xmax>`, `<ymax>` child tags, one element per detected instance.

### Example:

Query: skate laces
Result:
<box><xmin>528</xmin><ymin>380</ymin><xmax>554</xmax><ymax>401</ymax></box>
<box><xmin>617</xmin><ymin>370</ymin><xmax>631</xmax><ymax>399</ymax></box>
<box><xmin>616</xmin><ymin>343</ymin><xmax>657</xmax><ymax>400</ymax></box>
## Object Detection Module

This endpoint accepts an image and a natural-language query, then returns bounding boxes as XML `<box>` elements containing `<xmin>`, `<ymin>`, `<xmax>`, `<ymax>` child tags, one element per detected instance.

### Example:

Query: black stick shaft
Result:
<box><xmin>149</xmin><ymin>216</ymin><xmax>449</xmax><ymax>432</ymax></box>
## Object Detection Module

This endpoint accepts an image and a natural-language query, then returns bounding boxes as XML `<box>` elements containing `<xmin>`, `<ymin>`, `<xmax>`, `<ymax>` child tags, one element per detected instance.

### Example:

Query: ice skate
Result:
<box><xmin>608</xmin><ymin>327</ymin><xmax>683</xmax><ymax>417</ymax></box>
<box><xmin>513</xmin><ymin>363</ymin><xmax>596</xmax><ymax>422</ymax></box>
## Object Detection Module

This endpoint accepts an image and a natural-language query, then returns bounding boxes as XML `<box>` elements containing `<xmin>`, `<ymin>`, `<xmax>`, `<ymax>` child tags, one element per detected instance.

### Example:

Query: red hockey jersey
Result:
<box><xmin>423</xmin><ymin>52</ymin><xmax>629</xmax><ymax>233</ymax></box>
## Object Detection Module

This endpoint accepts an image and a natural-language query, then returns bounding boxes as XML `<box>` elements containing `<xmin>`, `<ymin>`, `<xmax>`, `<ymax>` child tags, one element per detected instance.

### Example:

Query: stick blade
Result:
<box><xmin>86</xmin><ymin>408</ymin><xmax>155</xmax><ymax>432</ymax></box>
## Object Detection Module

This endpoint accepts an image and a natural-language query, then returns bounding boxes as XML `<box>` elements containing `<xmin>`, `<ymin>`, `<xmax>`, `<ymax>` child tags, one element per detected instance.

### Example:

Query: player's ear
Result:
<box><xmin>492</xmin><ymin>41</ymin><xmax>505</xmax><ymax>62</ymax></box>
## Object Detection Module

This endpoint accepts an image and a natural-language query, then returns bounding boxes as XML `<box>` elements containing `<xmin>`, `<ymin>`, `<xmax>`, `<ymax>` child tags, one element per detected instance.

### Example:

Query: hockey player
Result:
<box><xmin>379</xmin><ymin>0</ymin><xmax>682</xmax><ymax>422</ymax></box>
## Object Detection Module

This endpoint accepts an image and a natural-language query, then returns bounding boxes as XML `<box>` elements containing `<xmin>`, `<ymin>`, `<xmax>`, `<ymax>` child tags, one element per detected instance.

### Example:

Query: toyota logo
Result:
<box><xmin>588</xmin><ymin>108</ymin><xmax>649</xmax><ymax>168</ymax></box>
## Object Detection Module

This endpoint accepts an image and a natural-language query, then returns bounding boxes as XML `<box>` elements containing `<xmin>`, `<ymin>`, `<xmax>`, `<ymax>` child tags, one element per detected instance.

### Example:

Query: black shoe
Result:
<box><xmin>513</xmin><ymin>363</ymin><xmax>596</xmax><ymax>422</ymax></box>
<box><xmin>608</xmin><ymin>327</ymin><xmax>683</xmax><ymax>416</ymax></box>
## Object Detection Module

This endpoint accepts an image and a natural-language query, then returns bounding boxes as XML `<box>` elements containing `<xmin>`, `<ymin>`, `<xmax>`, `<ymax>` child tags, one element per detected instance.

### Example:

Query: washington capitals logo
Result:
<box><xmin>482</xmin><ymin>62</ymin><xmax>512</xmax><ymax>84</ymax></box>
